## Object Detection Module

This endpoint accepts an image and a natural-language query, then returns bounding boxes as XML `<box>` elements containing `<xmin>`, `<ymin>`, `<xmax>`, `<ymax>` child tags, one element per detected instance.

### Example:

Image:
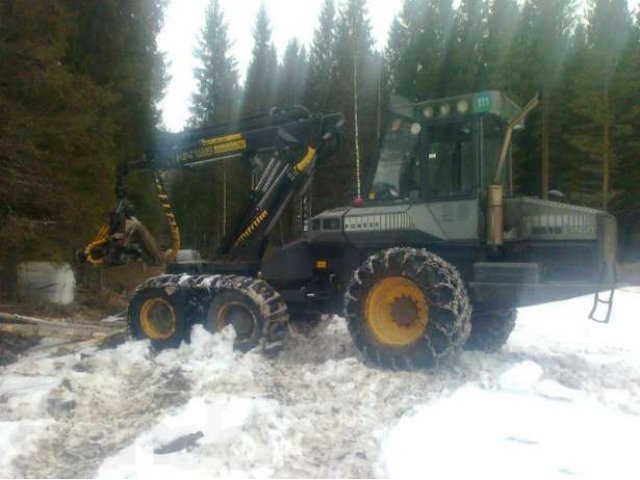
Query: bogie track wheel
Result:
<box><xmin>204</xmin><ymin>277</ymin><xmax>289</xmax><ymax>353</ymax></box>
<box><xmin>345</xmin><ymin>248</ymin><xmax>472</xmax><ymax>369</ymax></box>
<box><xmin>128</xmin><ymin>288</ymin><xmax>190</xmax><ymax>349</ymax></box>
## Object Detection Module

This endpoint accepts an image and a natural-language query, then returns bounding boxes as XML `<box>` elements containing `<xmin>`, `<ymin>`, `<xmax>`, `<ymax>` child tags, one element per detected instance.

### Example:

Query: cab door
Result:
<box><xmin>409</xmin><ymin>118</ymin><xmax>480</xmax><ymax>241</ymax></box>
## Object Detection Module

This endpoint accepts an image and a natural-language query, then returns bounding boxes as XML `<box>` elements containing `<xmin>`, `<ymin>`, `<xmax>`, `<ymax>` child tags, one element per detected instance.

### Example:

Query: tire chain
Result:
<box><xmin>128</xmin><ymin>273</ymin><xmax>289</xmax><ymax>352</ymax></box>
<box><xmin>345</xmin><ymin>247</ymin><xmax>472</xmax><ymax>369</ymax></box>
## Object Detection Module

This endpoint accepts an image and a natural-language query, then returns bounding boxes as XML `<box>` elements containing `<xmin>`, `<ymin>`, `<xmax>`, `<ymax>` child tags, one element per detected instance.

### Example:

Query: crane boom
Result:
<box><xmin>79</xmin><ymin>106</ymin><xmax>344</xmax><ymax>267</ymax></box>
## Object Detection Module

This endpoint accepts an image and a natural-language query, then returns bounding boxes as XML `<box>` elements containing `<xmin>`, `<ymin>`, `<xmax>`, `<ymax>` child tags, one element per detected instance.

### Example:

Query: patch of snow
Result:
<box><xmin>0</xmin><ymin>374</ymin><xmax>60</xmax><ymax>418</ymax></box>
<box><xmin>0</xmin><ymin>420</ymin><xmax>54</xmax><ymax>477</ymax></box>
<box><xmin>96</xmin><ymin>396</ymin><xmax>284</xmax><ymax>479</ymax></box>
<box><xmin>498</xmin><ymin>360</ymin><xmax>544</xmax><ymax>393</ymax></box>
<box><xmin>512</xmin><ymin>288</ymin><xmax>640</xmax><ymax>364</ymax></box>
<box><xmin>376</xmin><ymin>289</ymin><xmax>640</xmax><ymax>479</ymax></box>
<box><xmin>534</xmin><ymin>379</ymin><xmax>581</xmax><ymax>402</ymax></box>
<box><xmin>376</xmin><ymin>383</ymin><xmax>640</xmax><ymax>480</ymax></box>
<box><xmin>0</xmin><ymin>290</ymin><xmax>638</xmax><ymax>478</ymax></box>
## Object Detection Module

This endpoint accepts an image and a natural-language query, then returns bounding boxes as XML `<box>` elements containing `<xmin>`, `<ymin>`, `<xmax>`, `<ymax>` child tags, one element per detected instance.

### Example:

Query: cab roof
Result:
<box><xmin>391</xmin><ymin>90</ymin><xmax>524</xmax><ymax>127</ymax></box>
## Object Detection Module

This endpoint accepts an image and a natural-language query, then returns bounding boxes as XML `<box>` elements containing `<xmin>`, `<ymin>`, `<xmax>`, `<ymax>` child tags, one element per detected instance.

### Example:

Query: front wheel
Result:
<box><xmin>345</xmin><ymin>248</ymin><xmax>472</xmax><ymax>369</ymax></box>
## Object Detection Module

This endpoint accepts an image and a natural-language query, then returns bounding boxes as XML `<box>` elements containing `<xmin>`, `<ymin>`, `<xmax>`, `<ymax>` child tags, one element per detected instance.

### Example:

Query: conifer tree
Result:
<box><xmin>546</xmin><ymin>24</ymin><xmax>590</xmax><ymax>199</ymax></box>
<box><xmin>243</xmin><ymin>5</ymin><xmax>278</xmax><ymax>115</ymax></box>
<box><xmin>386</xmin><ymin>0</ymin><xmax>455</xmax><ymax>100</ymax></box>
<box><xmin>0</xmin><ymin>0</ymin><xmax>117</xmax><ymax>294</ymax></box>
<box><xmin>447</xmin><ymin>0</ymin><xmax>488</xmax><ymax>94</ymax></box>
<box><xmin>301</xmin><ymin>0</ymin><xmax>338</xmax><ymax>236</ymax></box>
<box><xmin>568</xmin><ymin>0</ymin><xmax>633</xmax><ymax>208</ymax></box>
<box><xmin>306</xmin><ymin>0</ymin><xmax>337</xmax><ymax>110</ymax></box>
<box><xmin>174</xmin><ymin>0</ymin><xmax>243</xmax><ymax>253</ymax></box>
<box><xmin>385</xmin><ymin>0</ymin><xmax>427</xmax><ymax>98</ymax></box>
<box><xmin>65</xmin><ymin>0</ymin><xmax>167</xmax><ymax>240</ymax></box>
<box><xmin>482</xmin><ymin>0</ymin><xmax>519</xmax><ymax>90</ymax></box>
<box><xmin>277</xmin><ymin>39</ymin><xmax>308</xmax><ymax>107</ymax></box>
<box><xmin>66</xmin><ymin>0</ymin><xmax>166</xmax><ymax>159</ymax></box>
<box><xmin>610</xmin><ymin>14</ymin><xmax>640</xmax><ymax>253</ymax></box>
<box><xmin>190</xmin><ymin>0</ymin><xmax>240</xmax><ymax>126</ymax></box>
<box><xmin>311</xmin><ymin>0</ymin><xmax>380</xmax><ymax>211</ymax></box>
<box><xmin>271</xmin><ymin>39</ymin><xmax>309</xmax><ymax>241</ymax></box>
<box><xmin>503</xmin><ymin>0</ymin><xmax>575</xmax><ymax>196</ymax></box>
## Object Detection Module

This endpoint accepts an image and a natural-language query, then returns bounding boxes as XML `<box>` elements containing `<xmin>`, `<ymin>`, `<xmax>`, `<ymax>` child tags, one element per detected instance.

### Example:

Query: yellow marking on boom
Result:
<box><xmin>293</xmin><ymin>147</ymin><xmax>316</xmax><ymax>174</ymax></box>
<box><xmin>235</xmin><ymin>209</ymin><xmax>269</xmax><ymax>245</ymax></box>
<box><xmin>174</xmin><ymin>133</ymin><xmax>248</xmax><ymax>162</ymax></box>
<box><xmin>154</xmin><ymin>173</ymin><xmax>180</xmax><ymax>259</ymax></box>
<box><xmin>200</xmin><ymin>133</ymin><xmax>244</xmax><ymax>146</ymax></box>
<box><xmin>177</xmin><ymin>137</ymin><xmax>247</xmax><ymax>162</ymax></box>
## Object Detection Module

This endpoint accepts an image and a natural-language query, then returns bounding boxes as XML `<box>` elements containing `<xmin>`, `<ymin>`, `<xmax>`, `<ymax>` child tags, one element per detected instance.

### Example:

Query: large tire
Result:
<box><xmin>345</xmin><ymin>248</ymin><xmax>472</xmax><ymax>369</ymax></box>
<box><xmin>127</xmin><ymin>274</ymin><xmax>288</xmax><ymax>353</ymax></box>
<box><xmin>128</xmin><ymin>287</ymin><xmax>191</xmax><ymax>349</ymax></box>
<box><xmin>465</xmin><ymin>309</ymin><xmax>517</xmax><ymax>352</ymax></box>
<box><xmin>203</xmin><ymin>276</ymin><xmax>289</xmax><ymax>353</ymax></box>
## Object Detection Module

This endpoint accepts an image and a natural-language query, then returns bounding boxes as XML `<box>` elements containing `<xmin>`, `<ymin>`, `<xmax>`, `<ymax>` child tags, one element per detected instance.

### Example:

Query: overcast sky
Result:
<box><xmin>158</xmin><ymin>0</ymin><xmax>639</xmax><ymax>132</ymax></box>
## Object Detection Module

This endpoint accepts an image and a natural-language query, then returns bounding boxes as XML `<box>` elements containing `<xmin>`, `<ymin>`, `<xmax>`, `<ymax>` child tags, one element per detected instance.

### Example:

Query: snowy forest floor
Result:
<box><xmin>1</xmin><ymin>288</ymin><xmax>639</xmax><ymax>479</ymax></box>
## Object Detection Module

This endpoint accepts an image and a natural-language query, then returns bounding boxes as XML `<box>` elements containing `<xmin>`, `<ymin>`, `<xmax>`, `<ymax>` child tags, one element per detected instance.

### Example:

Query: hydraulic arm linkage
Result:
<box><xmin>214</xmin><ymin>108</ymin><xmax>344</xmax><ymax>265</ymax></box>
<box><xmin>80</xmin><ymin>106</ymin><xmax>344</xmax><ymax>268</ymax></box>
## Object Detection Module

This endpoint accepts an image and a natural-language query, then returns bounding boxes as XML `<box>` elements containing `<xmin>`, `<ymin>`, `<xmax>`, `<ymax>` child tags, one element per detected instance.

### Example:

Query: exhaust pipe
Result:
<box><xmin>487</xmin><ymin>93</ymin><xmax>541</xmax><ymax>249</ymax></box>
<box><xmin>486</xmin><ymin>184</ymin><xmax>504</xmax><ymax>247</ymax></box>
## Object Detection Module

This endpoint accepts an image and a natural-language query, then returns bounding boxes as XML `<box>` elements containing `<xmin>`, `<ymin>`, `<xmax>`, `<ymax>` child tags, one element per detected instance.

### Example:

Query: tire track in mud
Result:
<box><xmin>7</xmin><ymin>310</ymin><xmax>637</xmax><ymax>478</ymax></box>
<box><xmin>3</xmin><ymin>328</ymin><xmax>243</xmax><ymax>478</ymax></box>
<box><xmin>3</xmin><ymin>317</ymin><xmax>480</xmax><ymax>478</ymax></box>
<box><xmin>10</xmin><ymin>348</ymin><xmax>194</xmax><ymax>478</ymax></box>
<box><xmin>233</xmin><ymin>317</ymin><xmax>472</xmax><ymax>478</ymax></box>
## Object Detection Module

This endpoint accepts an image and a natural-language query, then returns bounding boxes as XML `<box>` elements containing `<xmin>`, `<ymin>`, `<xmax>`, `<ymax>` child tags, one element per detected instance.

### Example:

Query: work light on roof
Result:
<box><xmin>422</xmin><ymin>106</ymin><xmax>434</xmax><ymax>118</ymax></box>
<box><xmin>457</xmin><ymin>99</ymin><xmax>469</xmax><ymax>113</ymax></box>
<box><xmin>440</xmin><ymin>103</ymin><xmax>451</xmax><ymax>116</ymax></box>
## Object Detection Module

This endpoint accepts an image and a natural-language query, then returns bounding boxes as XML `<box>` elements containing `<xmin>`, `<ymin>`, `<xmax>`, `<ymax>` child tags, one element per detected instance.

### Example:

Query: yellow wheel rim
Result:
<box><xmin>365</xmin><ymin>276</ymin><xmax>429</xmax><ymax>346</ymax></box>
<box><xmin>213</xmin><ymin>301</ymin><xmax>256</xmax><ymax>343</ymax></box>
<box><xmin>140</xmin><ymin>297</ymin><xmax>176</xmax><ymax>341</ymax></box>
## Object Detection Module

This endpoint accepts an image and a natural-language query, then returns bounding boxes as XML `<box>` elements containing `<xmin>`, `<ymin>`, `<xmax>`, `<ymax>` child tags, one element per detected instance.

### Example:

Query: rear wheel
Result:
<box><xmin>204</xmin><ymin>276</ymin><xmax>289</xmax><ymax>353</ymax></box>
<box><xmin>206</xmin><ymin>291</ymin><xmax>263</xmax><ymax>351</ymax></box>
<box><xmin>345</xmin><ymin>248</ymin><xmax>471</xmax><ymax>369</ymax></box>
<box><xmin>128</xmin><ymin>288</ymin><xmax>189</xmax><ymax>349</ymax></box>
<box><xmin>465</xmin><ymin>309</ymin><xmax>517</xmax><ymax>352</ymax></box>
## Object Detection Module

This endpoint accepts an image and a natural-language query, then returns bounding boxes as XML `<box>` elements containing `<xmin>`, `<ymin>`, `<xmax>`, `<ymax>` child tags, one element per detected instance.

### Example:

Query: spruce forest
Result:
<box><xmin>1</xmin><ymin>0</ymin><xmax>639</xmax><ymax>296</ymax></box>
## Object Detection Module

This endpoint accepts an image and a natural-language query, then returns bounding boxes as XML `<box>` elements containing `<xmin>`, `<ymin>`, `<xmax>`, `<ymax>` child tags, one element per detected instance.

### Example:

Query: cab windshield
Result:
<box><xmin>370</xmin><ymin>118</ymin><xmax>420</xmax><ymax>200</ymax></box>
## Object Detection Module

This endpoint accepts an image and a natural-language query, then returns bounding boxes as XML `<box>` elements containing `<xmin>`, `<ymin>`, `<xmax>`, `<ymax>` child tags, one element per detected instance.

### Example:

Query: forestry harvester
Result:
<box><xmin>81</xmin><ymin>92</ymin><xmax>617</xmax><ymax>368</ymax></box>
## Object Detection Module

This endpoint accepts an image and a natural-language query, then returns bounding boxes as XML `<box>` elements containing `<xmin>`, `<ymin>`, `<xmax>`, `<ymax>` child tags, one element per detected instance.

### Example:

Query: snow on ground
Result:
<box><xmin>0</xmin><ymin>288</ymin><xmax>638</xmax><ymax>478</ymax></box>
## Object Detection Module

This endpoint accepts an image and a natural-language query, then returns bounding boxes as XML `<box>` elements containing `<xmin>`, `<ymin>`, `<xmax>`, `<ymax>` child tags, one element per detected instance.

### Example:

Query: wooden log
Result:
<box><xmin>0</xmin><ymin>312</ymin><xmax>125</xmax><ymax>331</ymax></box>
<box><xmin>29</xmin><ymin>331</ymin><xmax>126</xmax><ymax>355</ymax></box>
<box><xmin>1</xmin><ymin>323</ymin><xmax>85</xmax><ymax>339</ymax></box>
<box><xmin>0</xmin><ymin>322</ymin><xmax>124</xmax><ymax>340</ymax></box>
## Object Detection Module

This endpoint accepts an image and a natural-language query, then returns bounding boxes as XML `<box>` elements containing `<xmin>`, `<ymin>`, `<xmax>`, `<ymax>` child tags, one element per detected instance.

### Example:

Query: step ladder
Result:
<box><xmin>588</xmin><ymin>288</ymin><xmax>615</xmax><ymax>323</ymax></box>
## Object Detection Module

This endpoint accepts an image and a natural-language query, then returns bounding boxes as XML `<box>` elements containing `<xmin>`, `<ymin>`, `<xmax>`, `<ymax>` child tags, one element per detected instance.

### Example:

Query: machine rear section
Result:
<box><xmin>120</xmin><ymin>107</ymin><xmax>345</xmax><ymax>352</ymax></box>
<box><xmin>472</xmin><ymin>196</ymin><xmax>617</xmax><ymax>310</ymax></box>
